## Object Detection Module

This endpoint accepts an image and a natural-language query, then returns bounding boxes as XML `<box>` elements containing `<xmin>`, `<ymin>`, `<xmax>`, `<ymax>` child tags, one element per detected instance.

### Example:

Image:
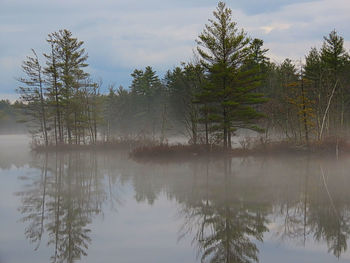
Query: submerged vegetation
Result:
<box><xmin>11</xmin><ymin>2</ymin><xmax>350</xmax><ymax>156</ymax></box>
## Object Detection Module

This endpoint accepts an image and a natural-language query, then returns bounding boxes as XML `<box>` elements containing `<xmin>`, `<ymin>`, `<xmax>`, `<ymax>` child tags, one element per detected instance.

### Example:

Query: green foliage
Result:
<box><xmin>166</xmin><ymin>63</ymin><xmax>204</xmax><ymax>143</ymax></box>
<box><xmin>321</xmin><ymin>30</ymin><xmax>348</xmax><ymax>76</ymax></box>
<box><xmin>195</xmin><ymin>2</ymin><xmax>266</xmax><ymax>147</ymax></box>
<box><xmin>17</xmin><ymin>29</ymin><xmax>102</xmax><ymax>145</ymax></box>
<box><xmin>14</xmin><ymin>6</ymin><xmax>350</xmax><ymax>148</ymax></box>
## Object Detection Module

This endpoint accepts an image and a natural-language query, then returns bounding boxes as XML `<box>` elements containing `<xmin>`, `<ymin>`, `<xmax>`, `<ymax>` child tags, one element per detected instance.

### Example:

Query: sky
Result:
<box><xmin>1</xmin><ymin>0</ymin><xmax>350</xmax><ymax>101</ymax></box>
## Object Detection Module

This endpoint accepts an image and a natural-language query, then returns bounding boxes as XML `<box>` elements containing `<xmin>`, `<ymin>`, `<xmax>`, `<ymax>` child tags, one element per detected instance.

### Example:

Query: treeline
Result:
<box><xmin>262</xmin><ymin>30</ymin><xmax>350</xmax><ymax>143</ymax></box>
<box><xmin>16</xmin><ymin>2</ymin><xmax>350</xmax><ymax>148</ymax></box>
<box><xmin>0</xmin><ymin>100</ymin><xmax>26</xmax><ymax>134</ymax></box>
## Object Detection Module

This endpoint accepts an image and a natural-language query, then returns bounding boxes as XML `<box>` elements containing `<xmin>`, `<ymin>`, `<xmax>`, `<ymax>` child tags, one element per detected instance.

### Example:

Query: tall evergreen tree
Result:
<box><xmin>320</xmin><ymin>30</ymin><xmax>349</xmax><ymax>133</ymax></box>
<box><xmin>130</xmin><ymin>66</ymin><xmax>165</xmax><ymax>138</ymax></box>
<box><xmin>49</xmin><ymin>29</ymin><xmax>90</xmax><ymax>144</ymax></box>
<box><xmin>196</xmin><ymin>2</ymin><xmax>266</xmax><ymax>148</ymax></box>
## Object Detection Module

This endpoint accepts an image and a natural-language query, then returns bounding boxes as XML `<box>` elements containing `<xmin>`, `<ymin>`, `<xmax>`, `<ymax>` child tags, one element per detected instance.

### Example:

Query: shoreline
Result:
<box><xmin>31</xmin><ymin>138</ymin><xmax>350</xmax><ymax>161</ymax></box>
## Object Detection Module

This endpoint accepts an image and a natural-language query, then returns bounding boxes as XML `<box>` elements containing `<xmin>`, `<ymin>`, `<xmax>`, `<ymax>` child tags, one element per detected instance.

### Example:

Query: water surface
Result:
<box><xmin>1</xmin><ymin>135</ymin><xmax>350</xmax><ymax>262</ymax></box>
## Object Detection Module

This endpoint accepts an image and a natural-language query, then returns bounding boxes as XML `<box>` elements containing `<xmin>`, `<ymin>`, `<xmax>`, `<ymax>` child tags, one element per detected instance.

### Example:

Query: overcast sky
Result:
<box><xmin>1</xmin><ymin>0</ymin><xmax>350</xmax><ymax>100</ymax></box>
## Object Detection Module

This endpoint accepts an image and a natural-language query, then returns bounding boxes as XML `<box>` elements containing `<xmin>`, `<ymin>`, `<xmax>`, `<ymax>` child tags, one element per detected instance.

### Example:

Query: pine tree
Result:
<box><xmin>304</xmin><ymin>47</ymin><xmax>325</xmax><ymax>138</ymax></box>
<box><xmin>320</xmin><ymin>30</ymin><xmax>349</xmax><ymax>134</ymax></box>
<box><xmin>44</xmin><ymin>34</ymin><xmax>63</xmax><ymax>144</ymax></box>
<box><xmin>130</xmin><ymin>66</ymin><xmax>163</xmax><ymax>138</ymax></box>
<box><xmin>17</xmin><ymin>49</ymin><xmax>49</xmax><ymax>146</ymax></box>
<box><xmin>48</xmin><ymin>29</ymin><xmax>90</xmax><ymax>144</ymax></box>
<box><xmin>196</xmin><ymin>2</ymin><xmax>266</xmax><ymax>148</ymax></box>
<box><xmin>166</xmin><ymin>63</ymin><xmax>204</xmax><ymax>144</ymax></box>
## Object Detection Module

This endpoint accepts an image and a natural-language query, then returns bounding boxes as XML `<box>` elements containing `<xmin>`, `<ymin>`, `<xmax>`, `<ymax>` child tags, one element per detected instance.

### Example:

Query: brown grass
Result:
<box><xmin>130</xmin><ymin>144</ymin><xmax>229</xmax><ymax>161</ymax></box>
<box><xmin>238</xmin><ymin>137</ymin><xmax>350</xmax><ymax>157</ymax></box>
<box><xmin>33</xmin><ymin>136</ymin><xmax>350</xmax><ymax>160</ymax></box>
<box><xmin>32</xmin><ymin>138</ymin><xmax>156</xmax><ymax>153</ymax></box>
<box><xmin>130</xmin><ymin>137</ymin><xmax>350</xmax><ymax>161</ymax></box>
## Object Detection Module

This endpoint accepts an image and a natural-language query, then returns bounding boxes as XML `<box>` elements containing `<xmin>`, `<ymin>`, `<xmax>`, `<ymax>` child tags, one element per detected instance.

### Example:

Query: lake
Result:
<box><xmin>1</xmin><ymin>135</ymin><xmax>350</xmax><ymax>263</ymax></box>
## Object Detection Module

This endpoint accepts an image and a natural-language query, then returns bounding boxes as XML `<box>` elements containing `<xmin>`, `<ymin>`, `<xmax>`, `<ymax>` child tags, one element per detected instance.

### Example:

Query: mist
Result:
<box><xmin>2</xmin><ymin>1</ymin><xmax>350</xmax><ymax>262</ymax></box>
<box><xmin>0</xmin><ymin>135</ymin><xmax>349</xmax><ymax>262</ymax></box>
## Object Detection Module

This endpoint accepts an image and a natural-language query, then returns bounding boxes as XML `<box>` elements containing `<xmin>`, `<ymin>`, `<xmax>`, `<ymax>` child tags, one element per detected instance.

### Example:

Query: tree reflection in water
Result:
<box><xmin>273</xmin><ymin>160</ymin><xmax>350</xmax><ymax>259</ymax></box>
<box><xmin>17</xmin><ymin>152</ymin><xmax>113</xmax><ymax>262</ymax></box>
<box><xmin>178</xmin><ymin>158</ymin><xmax>269</xmax><ymax>263</ymax></box>
<box><xmin>15</xmin><ymin>152</ymin><xmax>350</xmax><ymax>262</ymax></box>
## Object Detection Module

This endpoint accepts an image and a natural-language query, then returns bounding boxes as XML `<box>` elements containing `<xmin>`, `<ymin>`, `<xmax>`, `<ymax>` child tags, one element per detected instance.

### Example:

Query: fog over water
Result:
<box><xmin>1</xmin><ymin>135</ymin><xmax>350</xmax><ymax>262</ymax></box>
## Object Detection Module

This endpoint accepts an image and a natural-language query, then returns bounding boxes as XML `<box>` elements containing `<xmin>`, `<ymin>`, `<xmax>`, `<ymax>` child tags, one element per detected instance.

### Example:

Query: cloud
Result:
<box><xmin>260</xmin><ymin>24</ymin><xmax>291</xmax><ymax>34</ymax></box>
<box><xmin>0</xmin><ymin>0</ymin><xmax>349</xmax><ymax>98</ymax></box>
<box><xmin>229</xmin><ymin>0</ymin><xmax>350</xmax><ymax>62</ymax></box>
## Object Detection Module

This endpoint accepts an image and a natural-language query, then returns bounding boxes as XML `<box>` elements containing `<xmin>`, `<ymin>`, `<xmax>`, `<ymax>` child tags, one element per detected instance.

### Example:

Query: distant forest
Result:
<box><xmin>0</xmin><ymin>100</ymin><xmax>26</xmax><ymax>134</ymax></box>
<box><xmin>8</xmin><ymin>2</ymin><xmax>350</xmax><ymax>148</ymax></box>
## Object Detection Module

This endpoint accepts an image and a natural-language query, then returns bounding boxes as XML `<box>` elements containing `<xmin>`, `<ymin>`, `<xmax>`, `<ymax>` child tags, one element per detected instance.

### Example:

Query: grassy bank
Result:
<box><xmin>32</xmin><ymin>138</ymin><xmax>155</xmax><ymax>153</ymax></box>
<box><xmin>130</xmin><ymin>144</ymin><xmax>229</xmax><ymax>161</ymax></box>
<box><xmin>32</xmin><ymin>137</ymin><xmax>350</xmax><ymax>161</ymax></box>
<box><xmin>130</xmin><ymin>137</ymin><xmax>350</xmax><ymax>161</ymax></box>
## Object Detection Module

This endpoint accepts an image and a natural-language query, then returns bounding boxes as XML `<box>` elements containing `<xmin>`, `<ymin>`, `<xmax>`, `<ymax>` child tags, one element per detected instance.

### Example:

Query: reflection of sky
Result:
<box><xmin>258</xmin><ymin>241</ymin><xmax>350</xmax><ymax>263</ymax></box>
<box><xmin>259</xmin><ymin>219</ymin><xmax>350</xmax><ymax>263</ymax></box>
<box><xmin>2</xmin><ymin>163</ymin><xmax>350</xmax><ymax>262</ymax></box>
<box><xmin>0</xmin><ymin>167</ymin><xmax>51</xmax><ymax>263</ymax></box>
<box><xmin>88</xmin><ymin>190</ymin><xmax>195</xmax><ymax>263</ymax></box>
<box><xmin>2</xmin><ymin>135</ymin><xmax>350</xmax><ymax>262</ymax></box>
<box><xmin>1</xmin><ymin>0</ymin><xmax>350</xmax><ymax>100</ymax></box>
<box><xmin>0</xmin><ymin>165</ymin><xmax>196</xmax><ymax>263</ymax></box>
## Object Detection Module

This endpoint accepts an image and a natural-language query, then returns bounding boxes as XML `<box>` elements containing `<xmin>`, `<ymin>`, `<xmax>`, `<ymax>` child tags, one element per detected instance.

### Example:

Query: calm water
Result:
<box><xmin>1</xmin><ymin>135</ymin><xmax>350</xmax><ymax>263</ymax></box>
